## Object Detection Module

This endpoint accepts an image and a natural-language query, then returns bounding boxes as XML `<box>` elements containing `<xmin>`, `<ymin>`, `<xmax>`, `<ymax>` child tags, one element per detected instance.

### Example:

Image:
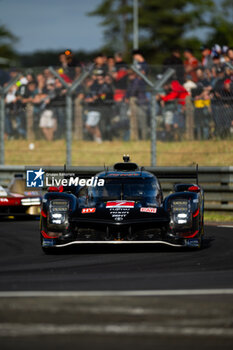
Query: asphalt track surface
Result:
<box><xmin>0</xmin><ymin>220</ymin><xmax>233</xmax><ymax>349</ymax></box>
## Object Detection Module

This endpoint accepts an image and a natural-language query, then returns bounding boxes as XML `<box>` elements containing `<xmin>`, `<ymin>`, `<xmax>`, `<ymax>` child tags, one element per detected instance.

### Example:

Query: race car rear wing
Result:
<box><xmin>146</xmin><ymin>164</ymin><xmax>199</xmax><ymax>185</ymax></box>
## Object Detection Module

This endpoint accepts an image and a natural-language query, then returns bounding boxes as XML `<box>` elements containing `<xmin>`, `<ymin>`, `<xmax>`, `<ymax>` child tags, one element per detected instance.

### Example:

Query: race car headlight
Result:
<box><xmin>50</xmin><ymin>212</ymin><xmax>66</xmax><ymax>224</ymax></box>
<box><xmin>177</xmin><ymin>213</ymin><xmax>188</xmax><ymax>224</ymax></box>
<box><xmin>50</xmin><ymin>200</ymin><xmax>69</xmax><ymax>212</ymax></box>
<box><xmin>170</xmin><ymin>199</ymin><xmax>191</xmax><ymax>227</ymax></box>
<box><xmin>49</xmin><ymin>200</ymin><xmax>69</xmax><ymax>225</ymax></box>
<box><xmin>21</xmin><ymin>197</ymin><xmax>41</xmax><ymax>206</ymax></box>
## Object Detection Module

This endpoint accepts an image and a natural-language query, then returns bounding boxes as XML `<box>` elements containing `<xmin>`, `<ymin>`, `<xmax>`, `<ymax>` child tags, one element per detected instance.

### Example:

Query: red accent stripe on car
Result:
<box><xmin>41</xmin><ymin>210</ymin><xmax>47</xmax><ymax>218</ymax></box>
<box><xmin>41</xmin><ymin>230</ymin><xmax>58</xmax><ymax>239</ymax></box>
<box><xmin>181</xmin><ymin>230</ymin><xmax>199</xmax><ymax>238</ymax></box>
<box><xmin>193</xmin><ymin>209</ymin><xmax>200</xmax><ymax>218</ymax></box>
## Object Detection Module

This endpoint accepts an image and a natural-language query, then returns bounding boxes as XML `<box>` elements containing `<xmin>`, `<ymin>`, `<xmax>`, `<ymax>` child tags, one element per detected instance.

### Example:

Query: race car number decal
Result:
<box><xmin>0</xmin><ymin>198</ymin><xmax>8</xmax><ymax>202</ymax></box>
<box><xmin>81</xmin><ymin>208</ymin><xmax>96</xmax><ymax>214</ymax></box>
<box><xmin>106</xmin><ymin>201</ymin><xmax>135</xmax><ymax>208</ymax></box>
<box><xmin>140</xmin><ymin>207</ymin><xmax>157</xmax><ymax>213</ymax></box>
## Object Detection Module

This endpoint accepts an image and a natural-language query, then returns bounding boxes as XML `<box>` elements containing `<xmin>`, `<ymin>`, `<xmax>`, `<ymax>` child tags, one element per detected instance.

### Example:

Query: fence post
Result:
<box><xmin>74</xmin><ymin>96</ymin><xmax>83</xmax><ymax>140</ymax></box>
<box><xmin>0</xmin><ymin>73</ymin><xmax>21</xmax><ymax>165</ymax></box>
<box><xmin>26</xmin><ymin>103</ymin><xmax>35</xmax><ymax>140</ymax></box>
<box><xmin>130</xmin><ymin>65</ymin><xmax>175</xmax><ymax>166</ymax></box>
<box><xmin>151</xmin><ymin>95</ymin><xmax>157</xmax><ymax>166</ymax></box>
<box><xmin>185</xmin><ymin>95</ymin><xmax>194</xmax><ymax>140</ymax></box>
<box><xmin>129</xmin><ymin>97</ymin><xmax>138</xmax><ymax>141</ymax></box>
<box><xmin>66</xmin><ymin>94</ymin><xmax>73</xmax><ymax>166</ymax></box>
<box><xmin>0</xmin><ymin>93</ymin><xmax>5</xmax><ymax>165</ymax></box>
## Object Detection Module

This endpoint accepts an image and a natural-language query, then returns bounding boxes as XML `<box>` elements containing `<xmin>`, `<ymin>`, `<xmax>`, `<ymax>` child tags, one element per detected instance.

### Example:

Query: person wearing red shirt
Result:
<box><xmin>157</xmin><ymin>80</ymin><xmax>189</xmax><ymax>140</ymax></box>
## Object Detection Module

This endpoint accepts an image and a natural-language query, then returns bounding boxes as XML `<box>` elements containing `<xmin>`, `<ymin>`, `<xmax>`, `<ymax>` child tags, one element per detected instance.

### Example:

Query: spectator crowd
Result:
<box><xmin>1</xmin><ymin>44</ymin><xmax>233</xmax><ymax>142</ymax></box>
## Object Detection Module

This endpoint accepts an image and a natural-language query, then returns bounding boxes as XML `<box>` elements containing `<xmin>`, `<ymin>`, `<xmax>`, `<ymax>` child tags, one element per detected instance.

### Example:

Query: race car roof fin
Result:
<box><xmin>123</xmin><ymin>154</ymin><xmax>130</xmax><ymax>162</ymax></box>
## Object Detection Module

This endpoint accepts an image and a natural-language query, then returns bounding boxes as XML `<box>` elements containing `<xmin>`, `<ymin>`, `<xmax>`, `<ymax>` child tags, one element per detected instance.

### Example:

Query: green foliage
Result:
<box><xmin>0</xmin><ymin>23</ymin><xmax>18</xmax><ymax>65</ymax></box>
<box><xmin>207</xmin><ymin>0</ymin><xmax>233</xmax><ymax>47</ymax></box>
<box><xmin>88</xmin><ymin>0</ymin><xmax>215</xmax><ymax>62</ymax></box>
<box><xmin>88</xmin><ymin>0</ymin><xmax>133</xmax><ymax>55</ymax></box>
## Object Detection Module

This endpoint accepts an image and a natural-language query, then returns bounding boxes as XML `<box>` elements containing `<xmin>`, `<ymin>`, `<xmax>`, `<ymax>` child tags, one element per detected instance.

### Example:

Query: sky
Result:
<box><xmin>0</xmin><ymin>0</ymin><xmax>224</xmax><ymax>54</ymax></box>
<box><xmin>0</xmin><ymin>0</ymin><xmax>104</xmax><ymax>53</ymax></box>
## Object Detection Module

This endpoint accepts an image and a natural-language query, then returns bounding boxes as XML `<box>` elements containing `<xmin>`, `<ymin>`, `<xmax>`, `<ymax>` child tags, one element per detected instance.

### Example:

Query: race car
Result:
<box><xmin>0</xmin><ymin>174</ymin><xmax>41</xmax><ymax>217</ymax></box>
<box><xmin>40</xmin><ymin>156</ymin><xmax>204</xmax><ymax>253</ymax></box>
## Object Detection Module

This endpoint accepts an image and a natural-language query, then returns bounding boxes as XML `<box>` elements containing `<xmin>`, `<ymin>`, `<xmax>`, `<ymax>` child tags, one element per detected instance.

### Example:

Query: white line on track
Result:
<box><xmin>1</xmin><ymin>289</ymin><xmax>233</xmax><ymax>298</ymax></box>
<box><xmin>217</xmin><ymin>225</ymin><xmax>233</xmax><ymax>228</ymax></box>
<box><xmin>53</xmin><ymin>240</ymin><xmax>184</xmax><ymax>247</ymax></box>
<box><xmin>0</xmin><ymin>323</ymin><xmax>233</xmax><ymax>337</ymax></box>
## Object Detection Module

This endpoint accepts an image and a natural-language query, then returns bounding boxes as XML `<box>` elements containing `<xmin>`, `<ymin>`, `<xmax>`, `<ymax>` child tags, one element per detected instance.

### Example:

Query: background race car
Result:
<box><xmin>0</xmin><ymin>174</ymin><xmax>41</xmax><ymax>217</ymax></box>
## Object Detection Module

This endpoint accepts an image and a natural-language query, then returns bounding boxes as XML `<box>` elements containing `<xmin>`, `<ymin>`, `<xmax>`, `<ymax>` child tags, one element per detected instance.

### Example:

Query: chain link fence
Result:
<box><xmin>0</xmin><ymin>64</ymin><xmax>233</xmax><ymax>166</ymax></box>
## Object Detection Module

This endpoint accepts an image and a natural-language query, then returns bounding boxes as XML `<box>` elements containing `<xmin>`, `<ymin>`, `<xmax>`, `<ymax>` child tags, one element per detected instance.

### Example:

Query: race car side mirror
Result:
<box><xmin>188</xmin><ymin>186</ymin><xmax>200</xmax><ymax>193</ymax></box>
<box><xmin>48</xmin><ymin>186</ymin><xmax>63</xmax><ymax>192</ymax></box>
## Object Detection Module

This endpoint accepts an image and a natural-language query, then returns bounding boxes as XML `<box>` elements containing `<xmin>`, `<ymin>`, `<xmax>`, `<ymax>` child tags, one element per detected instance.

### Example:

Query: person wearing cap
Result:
<box><xmin>211</xmin><ymin>44</ymin><xmax>222</xmax><ymax>58</ymax></box>
<box><xmin>80</xmin><ymin>77</ymin><xmax>103</xmax><ymax>143</ymax></box>
<box><xmin>132</xmin><ymin>49</ymin><xmax>149</xmax><ymax>76</ymax></box>
<box><xmin>95</xmin><ymin>74</ymin><xmax>114</xmax><ymax>140</ymax></box>
<box><xmin>93</xmin><ymin>53</ymin><xmax>108</xmax><ymax>77</ymax></box>
<box><xmin>125</xmin><ymin>69</ymin><xmax>149</xmax><ymax>140</ymax></box>
<box><xmin>211</xmin><ymin>66</ymin><xmax>228</xmax><ymax>138</ymax></box>
<box><xmin>201</xmin><ymin>46</ymin><xmax>213</xmax><ymax>69</ymax></box>
<box><xmin>192</xmin><ymin>68</ymin><xmax>212</xmax><ymax>140</ymax></box>
<box><xmin>218</xmin><ymin>79</ymin><xmax>233</xmax><ymax>137</ymax></box>
<box><xmin>221</xmin><ymin>46</ymin><xmax>229</xmax><ymax>63</ymax></box>
<box><xmin>62</xmin><ymin>49</ymin><xmax>81</xmax><ymax>80</ymax></box>
<box><xmin>212</xmin><ymin>54</ymin><xmax>222</xmax><ymax>70</ymax></box>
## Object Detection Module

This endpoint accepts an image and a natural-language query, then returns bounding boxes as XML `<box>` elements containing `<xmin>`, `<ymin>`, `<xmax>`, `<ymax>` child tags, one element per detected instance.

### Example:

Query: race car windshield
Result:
<box><xmin>88</xmin><ymin>178</ymin><xmax>158</xmax><ymax>201</ymax></box>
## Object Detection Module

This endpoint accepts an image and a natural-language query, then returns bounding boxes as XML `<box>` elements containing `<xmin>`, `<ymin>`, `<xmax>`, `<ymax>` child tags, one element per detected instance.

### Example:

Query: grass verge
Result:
<box><xmin>4</xmin><ymin>139</ymin><xmax>233</xmax><ymax>166</ymax></box>
<box><xmin>205</xmin><ymin>211</ymin><xmax>233</xmax><ymax>223</ymax></box>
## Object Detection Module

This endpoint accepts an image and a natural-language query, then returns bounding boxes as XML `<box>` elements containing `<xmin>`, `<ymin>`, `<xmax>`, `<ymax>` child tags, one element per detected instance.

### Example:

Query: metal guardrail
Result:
<box><xmin>0</xmin><ymin>166</ymin><xmax>233</xmax><ymax>211</ymax></box>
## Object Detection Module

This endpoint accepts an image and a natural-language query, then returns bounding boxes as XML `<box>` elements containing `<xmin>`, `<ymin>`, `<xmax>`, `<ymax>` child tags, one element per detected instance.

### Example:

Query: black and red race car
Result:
<box><xmin>40</xmin><ymin>156</ymin><xmax>204</xmax><ymax>253</ymax></box>
<box><xmin>0</xmin><ymin>174</ymin><xmax>41</xmax><ymax>217</ymax></box>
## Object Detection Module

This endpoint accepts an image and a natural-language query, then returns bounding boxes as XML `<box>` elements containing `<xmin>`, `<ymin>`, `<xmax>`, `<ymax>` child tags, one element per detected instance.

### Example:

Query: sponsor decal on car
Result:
<box><xmin>106</xmin><ymin>201</ymin><xmax>135</xmax><ymax>208</ymax></box>
<box><xmin>109</xmin><ymin>207</ymin><xmax>130</xmax><ymax>221</ymax></box>
<box><xmin>42</xmin><ymin>239</ymin><xmax>56</xmax><ymax>247</ymax></box>
<box><xmin>108</xmin><ymin>173</ymin><xmax>140</xmax><ymax>177</ymax></box>
<box><xmin>140</xmin><ymin>207</ymin><xmax>157</xmax><ymax>213</ymax></box>
<box><xmin>185</xmin><ymin>239</ymin><xmax>200</xmax><ymax>247</ymax></box>
<box><xmin>81</xmin><ymin>208</ymin><xmax>96</xmax><ymax>214</ymax></box>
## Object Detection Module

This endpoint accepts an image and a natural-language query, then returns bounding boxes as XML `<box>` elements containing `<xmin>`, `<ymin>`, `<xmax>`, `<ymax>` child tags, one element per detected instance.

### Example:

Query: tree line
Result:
<box><xmin>1</xmin><ymin>0</ymin><xmax>233</xmax><ymax>67</ymax></box>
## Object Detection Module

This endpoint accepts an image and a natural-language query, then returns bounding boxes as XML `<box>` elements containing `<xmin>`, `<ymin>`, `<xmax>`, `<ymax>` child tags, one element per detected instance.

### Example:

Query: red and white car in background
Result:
<box><xmin>0</xmin><ymin>174</ymin><xmax>41</xmax><ymax>217</ymax></box>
